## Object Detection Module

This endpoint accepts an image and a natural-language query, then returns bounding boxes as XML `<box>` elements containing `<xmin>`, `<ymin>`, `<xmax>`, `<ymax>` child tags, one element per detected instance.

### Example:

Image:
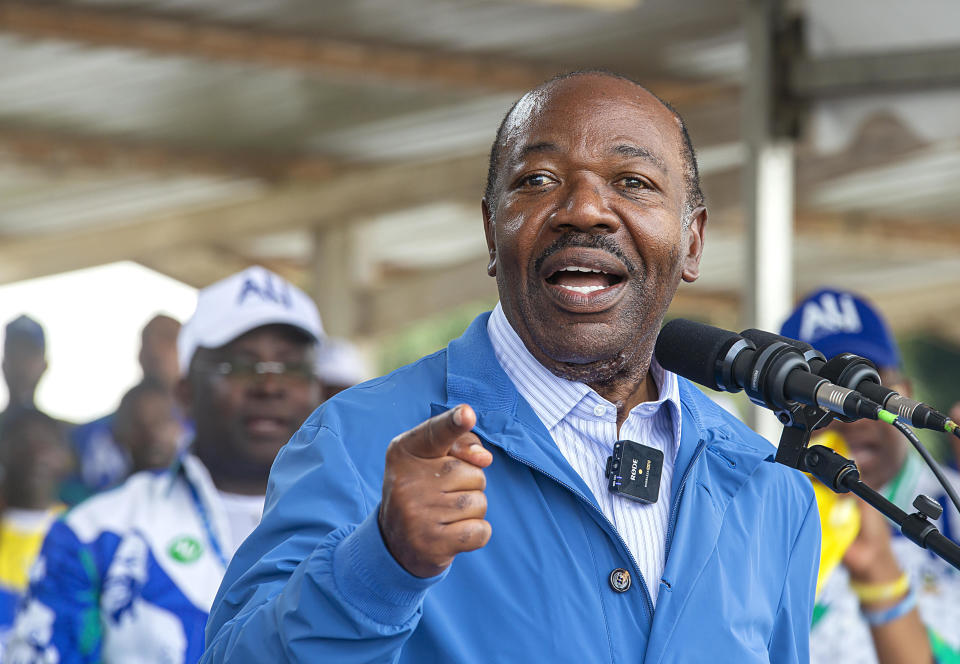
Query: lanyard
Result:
<box><xmin>185</xmin><ymin>478</ymin><xmax>229</xmax><ymax>569</ymax></box>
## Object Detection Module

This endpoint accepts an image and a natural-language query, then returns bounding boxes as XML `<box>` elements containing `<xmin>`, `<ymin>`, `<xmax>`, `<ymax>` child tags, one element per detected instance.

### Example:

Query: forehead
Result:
<box><xmin>501</xmin><ymin>75</ymin><xmax>683</xmax><ymax>169</ymax></box>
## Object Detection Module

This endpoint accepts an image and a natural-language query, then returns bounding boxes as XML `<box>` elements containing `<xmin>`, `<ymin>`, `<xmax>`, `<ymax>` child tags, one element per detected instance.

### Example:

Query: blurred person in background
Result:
<box><xmin>314</xmin><ymin>337</ymin><xmax>369</xmax><ymax>398</ymax></box>
<box><xmin>0</xmin><ymin>410</ymin><xmax>73</xmax><ymax>647</ymax></box>
<box><xmin>112</xmin><ymin>381</ymin><xmax>184</xmax><ymax>474</ymax></box>
<box><xmin>781</xmin><ymin>288</ymin><xmax>960</xmax><ymax>664</ymax></box>
<box><xmin>66</xmin><ymin>314</ymin><xmax>183</xmax><ymax>503</ymax></box>
<box><xmin>7</xmin><ymin>266</ymin><xmax>324</xmax><ymax>664</ymax></box>
<box><xmin>0</xmin><ymin>315</ymin><xmax>49</xmax><ymax>432</ymax></box>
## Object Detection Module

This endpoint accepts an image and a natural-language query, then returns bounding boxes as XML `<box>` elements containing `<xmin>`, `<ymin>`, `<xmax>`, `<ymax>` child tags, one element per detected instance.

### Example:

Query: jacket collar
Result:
<box><xmin>438</xmin><ymin>312</ymin><xmax>776</xmax><ymax>508</ymax></box>
<box><xmin>436</xmin><ymin>312</ymin><xmax>599</xmax><ymax>506</ymax></box>
<box><xmin>486</xmin><ymin>302</ymin><xmax>682</xmax><ymax>452</ymax></box>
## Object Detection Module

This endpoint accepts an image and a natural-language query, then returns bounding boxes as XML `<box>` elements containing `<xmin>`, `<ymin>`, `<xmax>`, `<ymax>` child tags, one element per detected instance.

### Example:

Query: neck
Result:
<box><xmin>4</xmin><ymin>393</ymin><xmax>35</xmax><ymax>411</ymax></box>
<box><xmin>194</xmin><ymin>443</ymin><xmax>268</xmax><ymax>496</ymax></box>
<box><xmin>589</xmin><ymin>368</ymin><xmax>659</xmax><ymax>429</ymax></box>
<box><xmin>209</xmin><ymin>474</ymin><xmax>268</xmax><ymax>496</ymax></box>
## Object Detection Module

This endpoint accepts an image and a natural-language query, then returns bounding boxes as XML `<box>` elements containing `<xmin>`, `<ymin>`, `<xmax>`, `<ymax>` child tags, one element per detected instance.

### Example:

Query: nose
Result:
<box><xmin>249</xmin><ymin>371</ymin><xmax>286</xmax><ymax>399</ymax></box>
<box><xmin>548</xmin><ymin>174</ymin><xmax>621</xmax><ymax>233</ymax></box>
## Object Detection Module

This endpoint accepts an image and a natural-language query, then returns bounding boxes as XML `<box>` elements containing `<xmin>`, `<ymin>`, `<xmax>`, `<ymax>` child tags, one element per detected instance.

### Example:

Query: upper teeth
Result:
<box><xmin>560</xmin><ymin>266</ymin><xmax>606</xmax><ymax>273</ymax></box>
<box><xmin>561</xmin><ymin>285</ymin><xmax>606</xmax><ymax>294</ymax></box>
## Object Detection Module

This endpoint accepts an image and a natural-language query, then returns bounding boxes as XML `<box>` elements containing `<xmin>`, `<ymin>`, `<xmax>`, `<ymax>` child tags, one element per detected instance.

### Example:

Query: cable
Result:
<box><xmin>890</xmin><ymin>418</ymin><xmax>960</xmax><ymax>517</ymax></box>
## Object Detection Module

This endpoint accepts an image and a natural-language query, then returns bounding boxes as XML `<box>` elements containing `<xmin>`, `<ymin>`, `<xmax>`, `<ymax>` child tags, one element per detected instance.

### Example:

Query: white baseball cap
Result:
<box><xmin>178</xmin><ymin>266</ymin><xmax>324</xmax><ymax>374</ymax></box>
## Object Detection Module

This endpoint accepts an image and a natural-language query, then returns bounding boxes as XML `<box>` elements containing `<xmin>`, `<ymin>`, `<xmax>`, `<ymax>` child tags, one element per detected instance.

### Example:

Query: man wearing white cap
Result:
<box><xmin>8</xmin><ymin>266</ymin><xmax>323</xmax><ymax>664</ymax></box>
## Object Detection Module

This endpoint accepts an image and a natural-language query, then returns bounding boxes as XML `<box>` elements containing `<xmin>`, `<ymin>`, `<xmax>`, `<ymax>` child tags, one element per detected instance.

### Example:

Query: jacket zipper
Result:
<box><xmin>663</xmin><ymin>440</ymin><xmax>707</xmax><ymax>560</ymax></box>
<box><xmin>496</xmin><ymin>446</ymin><xmax>656</xmax><ymax>620</ymax></box>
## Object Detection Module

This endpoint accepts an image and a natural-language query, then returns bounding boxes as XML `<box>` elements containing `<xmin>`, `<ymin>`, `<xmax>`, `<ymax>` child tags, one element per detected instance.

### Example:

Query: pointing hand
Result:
<box><xmin>379</xmin><ymin>405</ymin><xmax>493</xmax><ymax>578</ymax></box>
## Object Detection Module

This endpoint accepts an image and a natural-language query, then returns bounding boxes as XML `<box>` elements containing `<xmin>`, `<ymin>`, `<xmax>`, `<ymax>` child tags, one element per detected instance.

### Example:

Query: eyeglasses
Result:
<box><xmin>194</xmin><ymin>359</ymin><xmax>316</xmax><ymax>384</ymax></box>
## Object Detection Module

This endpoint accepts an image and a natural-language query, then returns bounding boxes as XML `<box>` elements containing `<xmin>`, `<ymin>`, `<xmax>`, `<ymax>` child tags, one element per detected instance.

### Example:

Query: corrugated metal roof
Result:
<box><xmin>0</xmin><ymin>0</ymin><xmax>958</xmax><ymax>337</ymax></box>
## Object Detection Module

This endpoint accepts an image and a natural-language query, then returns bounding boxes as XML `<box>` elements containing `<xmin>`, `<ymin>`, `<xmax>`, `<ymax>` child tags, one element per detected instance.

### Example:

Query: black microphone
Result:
<box><xmin>741</xmin><ymin>329</ymin><xmax>952</xmax><ymax>433</ymax></box>
<box><xmin>741</xmin><ymin>329</ymin><xmax>826</xmax><ymax>373</ymax></box>
<box><xmin>655</xmin><ymin>319</ymin><xmax>887</xmax><ymax>422</ymax></box>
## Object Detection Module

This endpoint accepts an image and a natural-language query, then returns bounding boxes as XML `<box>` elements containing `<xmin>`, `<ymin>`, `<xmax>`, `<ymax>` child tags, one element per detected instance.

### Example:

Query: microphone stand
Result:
<box><xmin>774</xmin><ymin>403</ymin><xmax>960</xmax><ymax>571</ymax></box>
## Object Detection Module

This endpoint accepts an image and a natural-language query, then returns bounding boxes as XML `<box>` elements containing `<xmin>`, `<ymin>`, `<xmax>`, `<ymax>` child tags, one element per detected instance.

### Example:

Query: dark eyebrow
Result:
<box><xmin>614</xmin><ymin>144</ymin><xmax>665</xmax><ymax>171</ymax></box>
<box><xmin>515</xmin><ymin>142</ymin><xmax>560</xmax><ymax>161</ymax></box>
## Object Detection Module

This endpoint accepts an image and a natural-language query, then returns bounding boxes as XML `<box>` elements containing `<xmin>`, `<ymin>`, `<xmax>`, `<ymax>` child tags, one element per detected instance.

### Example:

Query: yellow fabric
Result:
<box><xmin>0</xmin><ymin>507</ymin><xmax>63</xmax><ymax>592</ymax></box>
<box><xmin>809</xmin><ymin>431</ymin><xmax>861</xmax><ymax>597</ymax></box>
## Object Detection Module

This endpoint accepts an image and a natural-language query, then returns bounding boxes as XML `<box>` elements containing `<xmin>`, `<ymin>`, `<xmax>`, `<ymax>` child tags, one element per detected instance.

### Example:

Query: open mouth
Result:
<box><xmin>545</xmin><ymin>265</ymin><xmax>624</xmax><ymax>294</ymax></box>
<box><xmin>244</xmin><ymin>416</ymin><xmax>289</xmax><ymax>438</ymax></box>
<box><xmin>538</xmin><ymin>248</ymin><xmax>630</xmax><ymax>313</ymax></box>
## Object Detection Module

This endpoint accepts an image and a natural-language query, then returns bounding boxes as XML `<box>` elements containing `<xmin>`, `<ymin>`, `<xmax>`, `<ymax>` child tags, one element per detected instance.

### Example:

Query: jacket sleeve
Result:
<box><xmin>202</xmin><ymin>421</ymin><xmax>446</xmax><ymax>663</ymax></box>
<box><xmin>767</xmin><ymin>492</ymin><xmax>820</xmax><ymax>664</ymax></box>
<box><xmin>6</xmin><ymin>521</ymin><xmax>102</xmax><ymax>664</ymax></box>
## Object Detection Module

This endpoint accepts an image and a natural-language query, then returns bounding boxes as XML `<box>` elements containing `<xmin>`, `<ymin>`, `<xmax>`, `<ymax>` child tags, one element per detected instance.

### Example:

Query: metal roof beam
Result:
<box><xmin>137</xmin><ymin>244</ymin><xmax>291</xmax><ymax>290</ymax></box>
<box><xmin>791</xmin><ymin>46</ymin><xmax>960</xmax><ymax>100</ymax></box>
<box><xmin>0</xmin><ymin>0</ymin><xmax>730</xmax><ymax>102</ymax></box>
<box><xmin>0</xmin><ymin>125</ymin><xmax>340</xmax><ymax>180</ymax></box>
<box><xmin>0</xmin><ymin>153</ymin><xmax>486</xmax><ymax>285</ymax></box>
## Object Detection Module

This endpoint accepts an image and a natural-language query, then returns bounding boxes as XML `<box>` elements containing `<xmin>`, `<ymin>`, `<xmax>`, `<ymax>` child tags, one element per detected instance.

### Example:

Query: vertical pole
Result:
<box><xmin>743</xmin><ymin>0</ymin><xmax>796</xmax><ymax>442</ymax></box>
<box><xmin>312</xmin><ymin>226</ymin><xmax>359</xmax><ymax>339</ymax></box>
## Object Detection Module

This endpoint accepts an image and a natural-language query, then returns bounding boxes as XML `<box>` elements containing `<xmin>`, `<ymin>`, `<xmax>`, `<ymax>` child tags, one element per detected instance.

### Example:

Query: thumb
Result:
<box><xmin>398</xmin><ymin>404</ymin><xmax>477</xmax><ymax>459</ymax></box>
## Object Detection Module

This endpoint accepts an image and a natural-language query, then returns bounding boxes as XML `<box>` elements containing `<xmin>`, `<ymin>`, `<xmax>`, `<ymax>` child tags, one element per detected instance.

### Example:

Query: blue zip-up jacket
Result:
<box><xmin>204</xmin><ymin>313</ymin><xmax>819</xmax><ymax>663</ymax></box>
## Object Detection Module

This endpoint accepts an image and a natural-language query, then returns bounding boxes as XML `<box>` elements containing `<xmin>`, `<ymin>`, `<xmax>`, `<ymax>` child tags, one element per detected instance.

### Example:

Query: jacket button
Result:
<box><xmin>609</xmin><ymin>568</ymin><xmax>631</xmax><ymax>593</ymax></box>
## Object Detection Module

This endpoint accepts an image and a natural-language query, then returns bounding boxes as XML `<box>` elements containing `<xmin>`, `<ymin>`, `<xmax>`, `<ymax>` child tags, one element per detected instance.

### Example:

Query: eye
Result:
<box><xmin>617</xmin><ymin>175</ymin><xmax>649</xmax><ymax>190</ymax></box>
<box><xmin>516</xmin><ymin>173</ymin><xmax>555</xmax><ymax>188</ymax></box>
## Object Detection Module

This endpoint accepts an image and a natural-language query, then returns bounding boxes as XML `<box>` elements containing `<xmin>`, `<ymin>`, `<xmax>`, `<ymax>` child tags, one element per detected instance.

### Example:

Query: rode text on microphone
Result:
<box><xmin>605</xmin><ymin>440</ymin><xmax>663</xmax><ymax>504</ymax></box>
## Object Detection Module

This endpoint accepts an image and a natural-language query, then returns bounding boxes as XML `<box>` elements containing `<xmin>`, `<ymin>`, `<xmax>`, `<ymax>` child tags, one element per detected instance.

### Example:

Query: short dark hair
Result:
<box><xmin>483</xmin><ymin>70</ymin><xmax>704</xmax><ymax>225</ymax></box>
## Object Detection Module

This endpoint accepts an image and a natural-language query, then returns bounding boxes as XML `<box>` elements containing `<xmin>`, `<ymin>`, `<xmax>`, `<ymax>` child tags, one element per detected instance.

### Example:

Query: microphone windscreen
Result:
<box><xmin>655</xmin><ymin>318</ymin><xmax>742</xmax><ymax>391</ymax></box>
<box><xmin>741</xmin><ymin>328</ymin><xmax>814</xmax><ymax>353</ymax></box>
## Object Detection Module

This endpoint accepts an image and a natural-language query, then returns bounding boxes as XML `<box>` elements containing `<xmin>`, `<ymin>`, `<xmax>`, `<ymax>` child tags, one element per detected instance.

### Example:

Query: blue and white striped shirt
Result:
<box><xmin>488</xmin><ymin>303</ymin><xmax>681</xmax><ymax>605</ymax></box>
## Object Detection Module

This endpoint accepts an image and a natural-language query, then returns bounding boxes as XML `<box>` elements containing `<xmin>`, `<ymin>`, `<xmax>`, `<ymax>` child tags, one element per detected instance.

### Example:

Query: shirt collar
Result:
<box><xmin>487</xmin><ymin>302</ymin><xmax>682</xmax><ymax>439</ymax></box>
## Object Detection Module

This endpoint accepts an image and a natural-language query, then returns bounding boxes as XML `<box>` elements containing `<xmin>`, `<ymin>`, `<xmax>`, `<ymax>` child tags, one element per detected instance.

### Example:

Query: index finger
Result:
<box><xmin>395</xmin><ymin>404</ymin><xmax>477</xmax><ymax>459</ymax></box>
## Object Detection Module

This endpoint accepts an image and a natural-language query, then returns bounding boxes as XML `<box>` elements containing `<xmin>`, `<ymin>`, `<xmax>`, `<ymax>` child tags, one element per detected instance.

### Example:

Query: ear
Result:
<box><xmin>481</xmin><ymin>198</ymin><xmax>497</xmax><ymax>278</ymax></box>
<box><xmin>681</xmin><ymin>206</ymin><xmax>708</xmax><ymax>283</ymax></box>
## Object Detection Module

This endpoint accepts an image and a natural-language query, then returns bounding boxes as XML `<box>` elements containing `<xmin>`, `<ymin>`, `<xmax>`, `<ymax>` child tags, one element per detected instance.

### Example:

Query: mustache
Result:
<box><xmin>533</xmin><ymin>233</ymin><xmax>638</xmax><ymax>276</ymax></box>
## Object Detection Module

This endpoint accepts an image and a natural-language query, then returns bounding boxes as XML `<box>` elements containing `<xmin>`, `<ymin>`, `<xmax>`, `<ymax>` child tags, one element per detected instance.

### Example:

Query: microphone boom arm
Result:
<box><xmin>774</xmin><ymin>403</ymin><xmax>960</xmax><ymax>571</ymax></box>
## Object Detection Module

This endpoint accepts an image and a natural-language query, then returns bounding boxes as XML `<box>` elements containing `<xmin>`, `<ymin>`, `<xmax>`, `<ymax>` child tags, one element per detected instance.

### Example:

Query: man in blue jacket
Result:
<box><xmin>204</xmin><ymin>70</ymin><xmax>820</xmax><ymax>663</ymax></box>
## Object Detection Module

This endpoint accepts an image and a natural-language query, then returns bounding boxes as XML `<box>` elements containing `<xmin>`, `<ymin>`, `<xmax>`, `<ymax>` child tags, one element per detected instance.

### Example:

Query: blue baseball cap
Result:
<box><xmin>779</xmin><ymin>288</ymin><xmax>900</xmax><ymax>369</ymax></box>
<box><xmin>4</xmin><ymin>315</ymin><xmax>45</xmax><ymax>354</ymax></box>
